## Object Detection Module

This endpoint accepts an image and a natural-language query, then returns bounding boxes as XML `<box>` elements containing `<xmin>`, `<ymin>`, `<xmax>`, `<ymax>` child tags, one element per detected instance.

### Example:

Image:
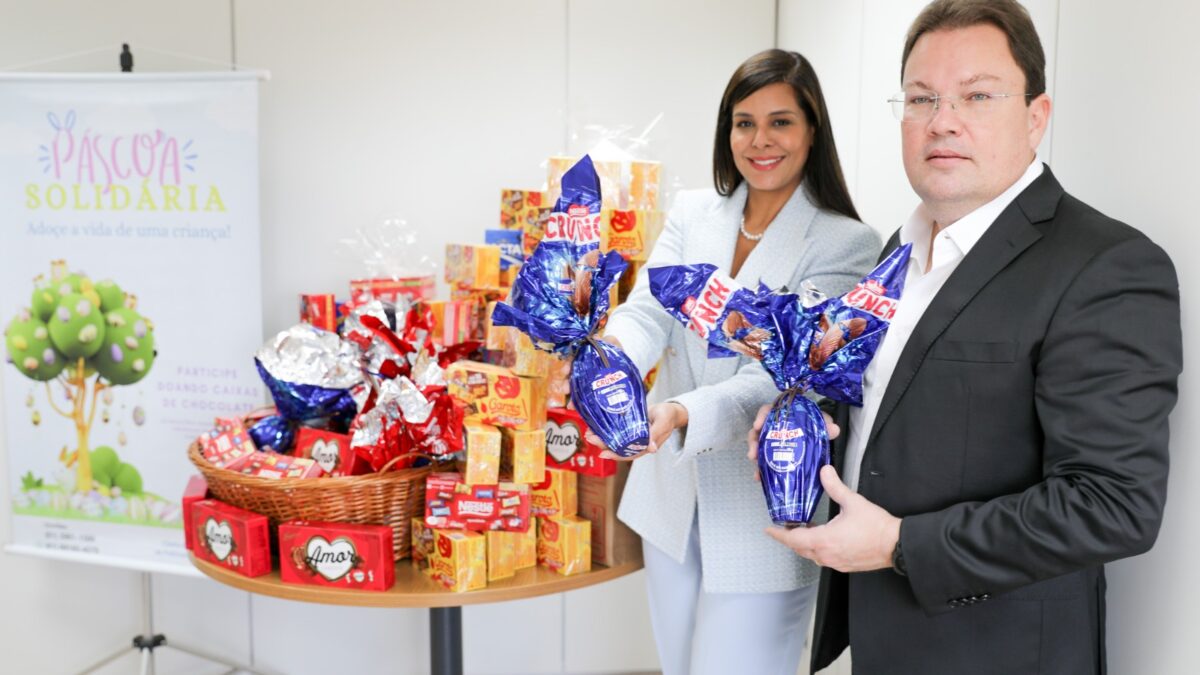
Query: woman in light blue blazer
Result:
<box><xmin>599</xmin><ymin>50</ymin><xmax>881</xmax><ymax>675</ymax></box>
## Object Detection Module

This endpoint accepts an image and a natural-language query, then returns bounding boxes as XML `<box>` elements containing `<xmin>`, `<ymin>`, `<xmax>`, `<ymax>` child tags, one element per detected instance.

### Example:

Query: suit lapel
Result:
<box><xmin>682</xmin><ymin>184</ymin><xmax>742</xmax><ymax>382</ymax></box>
<box><xmin>866</xmin><ymin>168</ymin><xmax>1062</xmax><ymax>447</ymax></box>
<box><xmin>734</xmin><ymin>184</ymin><xmax>819</xmax><ymax>290</ymax></box>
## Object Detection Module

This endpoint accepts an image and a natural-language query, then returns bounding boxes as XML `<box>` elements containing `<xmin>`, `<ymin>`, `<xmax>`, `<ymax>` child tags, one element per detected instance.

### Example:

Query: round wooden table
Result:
<box><xmin>191</xmin><ymin>554</ymin><xmax>642</xmax><ymax>674</ymax></box>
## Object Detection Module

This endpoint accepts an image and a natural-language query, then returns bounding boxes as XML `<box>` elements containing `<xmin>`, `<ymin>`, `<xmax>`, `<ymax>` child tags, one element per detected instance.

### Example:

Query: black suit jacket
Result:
<box><xmin>811</xmin><ymin>168</ymin><xmax>1183</xmax><ymax>675</ymax></box>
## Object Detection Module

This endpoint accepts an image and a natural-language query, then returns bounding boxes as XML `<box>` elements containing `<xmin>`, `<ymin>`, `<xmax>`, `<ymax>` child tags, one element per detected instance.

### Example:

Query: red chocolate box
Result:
<box><xmin>279</xmin><ymin>521</ymin><xmax>395</xmax><ymax>591</ymax></box>
<box><xmin>181</xmin><ymin>475</ymin><xmax>209</xmax><ymax>552</ymax></box>
<box><xmin>236</xmin><ymin>451</ymin><xmax>324</xmax><ymax>479</ymax></box>
<box><xmin>294</xmin><ymin>427</ymin><xmax>362</xmax><ymax>477</ymax></box>
<box><xmin>425</xmin><ymin>472</ymin><xmax>531</xmax><ymax>533</ymax></box>
<box><xmin>197</xmin><ymin>422</ymin><xmax>255</xmax><ymax>470</ymax></box>
<box><xmin>190</xmin><ymin>499</ymin><xmax>271</xmax><ymax>577</ymax></box>
<box><xmin>544</xmin><ymin>408</ymin><xmax>617</xmax><ymax>478</ymax></box>
<box><xmin>349</xmin><ymin>276</ymin><xmax>436</xmax><ymax>307</ymax></box>
<box><xmin>299</xmin><ymin>294</ymin><xmax>345</xmax><ymax>333</ymax></box>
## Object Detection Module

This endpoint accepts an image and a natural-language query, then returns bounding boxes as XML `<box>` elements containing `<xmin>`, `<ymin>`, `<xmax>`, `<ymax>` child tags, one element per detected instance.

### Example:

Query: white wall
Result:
<box><xmin>780</xmin><ymin>1</ymin><xmax>1199</xmax><ymax>674</ymax></box>
<box><xmin>1052</xmin><ymin>2</ymin><xmax>1199</xmax><ymax>673</ymax></box>
<box><xmin>565</xmin><ymin>0</ymin><xmax>777</xmax><ymax>195</ymax></box>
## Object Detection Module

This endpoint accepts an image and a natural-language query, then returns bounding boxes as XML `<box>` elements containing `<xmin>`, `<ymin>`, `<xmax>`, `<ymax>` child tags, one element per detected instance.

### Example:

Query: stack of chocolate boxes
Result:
<box><xmin>410</xmin><ymin>156</ymin><xmax>663</xmax><ymax>592</ymax></box>
<box><xmin>184</xmin><ymin>155</ymin><xmax>660</xmax><ymax>594</ymax></box>
<box><xmin>411</xmin><ymin>405</ymin><xmax>642</xmax><ymax>592</ymax></box>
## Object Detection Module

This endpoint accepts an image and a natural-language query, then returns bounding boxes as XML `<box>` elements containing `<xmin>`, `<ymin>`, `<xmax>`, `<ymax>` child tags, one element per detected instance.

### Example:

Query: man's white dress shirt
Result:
<box><xmin>844</xmin><ymin>157</ymin><xmax>1045</xmax><ymax>492</ymax></box>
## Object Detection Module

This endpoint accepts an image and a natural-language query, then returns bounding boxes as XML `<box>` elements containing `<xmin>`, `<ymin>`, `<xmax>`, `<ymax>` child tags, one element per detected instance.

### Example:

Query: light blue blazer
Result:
<box><xmin>606</xmin><ymin>182</ymin><xmax>881</xmax><ymax>593</ymax></box>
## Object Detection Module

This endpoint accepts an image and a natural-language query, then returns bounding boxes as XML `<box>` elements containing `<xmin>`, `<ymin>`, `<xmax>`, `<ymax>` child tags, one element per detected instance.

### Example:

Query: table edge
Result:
<box><xmin>190</xmin><ymin>553</ymin><xmax>643</xmax><ymax>608</ymax></box>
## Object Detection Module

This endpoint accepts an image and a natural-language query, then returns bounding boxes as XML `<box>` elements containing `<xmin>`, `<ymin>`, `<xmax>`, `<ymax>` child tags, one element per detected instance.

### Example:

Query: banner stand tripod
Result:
<box><xmin>76</xmin><ymin>572</ymin><xmax>269</xmax><ymax>675</ymax></box>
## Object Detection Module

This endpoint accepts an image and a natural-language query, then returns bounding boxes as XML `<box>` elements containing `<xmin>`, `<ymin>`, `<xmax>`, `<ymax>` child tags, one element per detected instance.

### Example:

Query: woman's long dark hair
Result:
<box><xmin>713</xmin><ymin>49</ymin><xmax>860</xmax><ymax>222</ymax></box>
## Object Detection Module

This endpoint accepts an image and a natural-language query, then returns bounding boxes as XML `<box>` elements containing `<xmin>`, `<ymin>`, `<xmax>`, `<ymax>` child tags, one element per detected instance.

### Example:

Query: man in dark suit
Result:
<box><xmin>750</xmin><ymin>1</ymin><xmax>1183</xmax><ymax>673</ymax></box>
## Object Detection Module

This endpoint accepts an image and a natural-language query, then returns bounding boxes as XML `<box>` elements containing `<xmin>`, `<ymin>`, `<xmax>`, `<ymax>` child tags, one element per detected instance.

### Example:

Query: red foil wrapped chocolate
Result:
<box><xmin>347</xmin><ymin>308</ymin><xmax>470</xmax><ymax>470</ymax></box>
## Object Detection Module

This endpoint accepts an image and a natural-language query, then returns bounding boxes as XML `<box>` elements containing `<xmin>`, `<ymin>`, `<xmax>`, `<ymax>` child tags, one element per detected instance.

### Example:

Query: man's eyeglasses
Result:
<box><xmin>888</xmin><ymin>91</ymin><xmax>1034</xmax><ymax>122</ymax></box>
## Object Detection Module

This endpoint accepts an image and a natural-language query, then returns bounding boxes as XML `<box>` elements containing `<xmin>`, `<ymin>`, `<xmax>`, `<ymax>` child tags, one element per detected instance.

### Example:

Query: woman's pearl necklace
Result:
<box><xmin>739</xmin><ymin>215</ymin><xmax>765</xmax><ymax>242</ymax></box>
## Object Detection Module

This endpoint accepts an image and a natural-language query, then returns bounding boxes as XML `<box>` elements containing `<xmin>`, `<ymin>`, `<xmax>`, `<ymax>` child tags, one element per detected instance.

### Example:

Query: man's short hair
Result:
<box><xmin>902</xmin><ymin>0</ymin><xmax>1046</xmax><ymax>100</ymax></box>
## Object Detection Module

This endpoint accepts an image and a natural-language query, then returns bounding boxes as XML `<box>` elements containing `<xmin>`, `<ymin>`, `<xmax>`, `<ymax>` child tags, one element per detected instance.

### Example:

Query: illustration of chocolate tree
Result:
<box><xmin>3</xmin><ymin>260</ymin><xmax>156</xmax><ymax>493</ymax></box>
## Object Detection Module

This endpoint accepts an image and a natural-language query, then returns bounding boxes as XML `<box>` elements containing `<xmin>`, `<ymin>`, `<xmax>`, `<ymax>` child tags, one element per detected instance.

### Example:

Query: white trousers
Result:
<box><xmin>642</xmin><ymin>514</ymin><xmax>817</xmax><ymax>675</ymax></box>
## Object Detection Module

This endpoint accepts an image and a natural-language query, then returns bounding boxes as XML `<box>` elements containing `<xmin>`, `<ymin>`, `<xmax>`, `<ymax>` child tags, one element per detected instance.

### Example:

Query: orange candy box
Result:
<box><xmin>537</xmin><ymin>514</ymin><xmax>591</xmax><ymax>576</ymax></box>
<box><xmin>446</xmin><ymin>360</ymin><xmax>547</xmax><ymax>432</ymax></box>
<box><xmin>428</xmin><ymin>530</ymin><xmax>487</xmax><ymax>592</ymax></box>
<box><xmin>531</xmin><ymin>467</ymin><xmax>577</xmax><ymax>518</ymax></box>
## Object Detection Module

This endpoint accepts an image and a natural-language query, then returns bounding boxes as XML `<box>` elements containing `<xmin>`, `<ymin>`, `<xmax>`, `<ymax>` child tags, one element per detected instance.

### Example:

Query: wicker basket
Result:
<box><xmin>188</xmin><ymin>442</ymin><xmax>430</xmax><ymax>561</ymax></box>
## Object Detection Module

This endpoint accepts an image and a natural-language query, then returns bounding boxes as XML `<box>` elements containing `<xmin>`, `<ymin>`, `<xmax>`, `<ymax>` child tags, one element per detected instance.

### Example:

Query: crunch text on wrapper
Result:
<box><xmin>648</xmin><ymin>244</ymin><xmax>912</xmax><ymax>525</ymax></box>
<box><xmin>491</xmin><ymin>156</ymin><xmax>651</xmax><ymax>457</ymax></box>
